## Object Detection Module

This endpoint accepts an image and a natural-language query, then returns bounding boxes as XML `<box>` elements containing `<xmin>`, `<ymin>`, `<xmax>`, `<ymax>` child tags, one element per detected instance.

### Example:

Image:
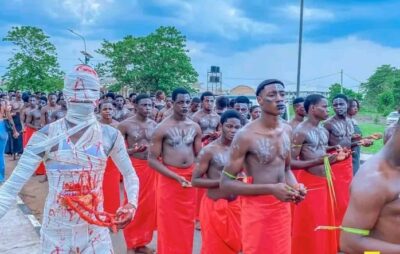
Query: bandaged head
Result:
<box><xmin>63</xmin><ymin>65</ymin><xmax>100</xmax><ymax>124</ymax></box>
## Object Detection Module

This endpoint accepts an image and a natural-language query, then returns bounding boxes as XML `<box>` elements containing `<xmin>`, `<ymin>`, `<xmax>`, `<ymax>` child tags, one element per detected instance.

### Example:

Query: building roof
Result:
<box><xmin>230</xmin><ymin>85</ymin><xmax>255</xmax><ymax>95</ymax></box>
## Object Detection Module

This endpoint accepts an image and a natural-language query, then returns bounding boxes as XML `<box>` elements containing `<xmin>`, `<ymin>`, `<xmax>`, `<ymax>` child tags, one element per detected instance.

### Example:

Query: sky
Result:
<box><xmin>1</xmin><ymin>0</ymin><xmax>400</xmax><ymax>92</ymax></box>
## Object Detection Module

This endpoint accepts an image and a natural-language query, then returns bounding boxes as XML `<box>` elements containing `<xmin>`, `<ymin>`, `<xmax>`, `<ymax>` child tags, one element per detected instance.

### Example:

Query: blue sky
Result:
<box><xmin>1</xmin><ymin>0</ymin><xmax>400</xmax><ymax>92</ymax></box>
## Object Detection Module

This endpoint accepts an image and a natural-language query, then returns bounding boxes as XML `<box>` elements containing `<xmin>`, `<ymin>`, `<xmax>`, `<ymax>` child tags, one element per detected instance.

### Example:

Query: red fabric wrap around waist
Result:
<box><xmin>292</xmin><ymin>170</ymin><xmax>338</xmax><ymax>254</ymax></box>
<box><xmin>156</xmin><ymin>163</ymin><xmax>196</xmax><ymax>254</ymax></box>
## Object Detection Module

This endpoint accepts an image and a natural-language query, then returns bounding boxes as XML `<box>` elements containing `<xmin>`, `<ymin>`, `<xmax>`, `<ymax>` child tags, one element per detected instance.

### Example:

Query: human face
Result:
<box><xmin>100</xmin><ymin>103</ymin><xmax>114</xmax><ymax>120</ymax></box>
<box><xmin>173</xmin><ymin>93</ymin><xmax>191</xmax><ymax>116</ymax></box>
<box><xmin>202</xmin><ymin>96</ymin><xmax>214</xmax><ymax>112</ymax></box>
<box><xmin>332</xmin><ymin>98</ymin><xmax>348</xmax><ymax>116</ymax></box>
<box><xmin>29</xmin><ymin>97</ymin><xmax>37</xmax><ymax>107</ymax></box>
<box><xmin>49</xmin><ymin>95</ymin><xmax>57</xmax><ymax>106</ymax></box>
<box><xmin>222</xmin><ymin>118</ymin><xmax>242</xmax><ymax>141</ymax></box>
<box><xmin>190</xmin><ymin>102</ymin><xmax>200</xmax><ymax>112</ymax></box>
<box><xmin>166</xmin><ymin>97</ymin><xmax>172</xmax><ymax>108</ymax></box>
<box><xmin>256</xmin><ymin>83</ymin><xmax>285</xmax><ymax>116</ymax></box>
<box><xmin>158</xmin><ymin>92</ymin><xmax>165</xmax><ymax>101</ymax></box>
<box><xmin>136</xmin><ymin>98</ymin><xmax>152</xmax><ymax>117</ymax></box>
<box><xmin>130</xmin><ymin>95</ymin><xmax>137</xmax><ymax>104</ymax></box>
<box><xmin>312</xmin><ymin>98</ymin><xmax>329</xmax><ymax>121</ymax></box>
<box><xmin>39</xmin><ymin>99</ymin><xmax>47</xmax><ymax>108</ymax></box>
<box><xmin>251</xmin><ymin>106</ymin><xmax>261</xmax><ymax>120</ymax></box>
<box><xmin>348</xmin><ymin>101</ymin><xmax>359</xmax><ymax>117</ymax></box>
<box><xmin>58</xmin><ymin>96</ymin><xmax>66</xmax><ymax>107</ymax></box>
<box><xmin>115</xmin><ymin>97</ymin><xmax>125</xmax><ymax>109</ymax></box>
<box><xmin>234</xmin><ymin>103</ymin><xmax>249</xmax><ymax>119</ymax></box>
<box><xmin>294</xmin><ymin>102</ymin><xmax>306</xmax><ymax>117</ymax></box>
<box><xmin>16</xmin><ymin>91</ymin><xmax>21</xmax><ymax>99</ymax></box>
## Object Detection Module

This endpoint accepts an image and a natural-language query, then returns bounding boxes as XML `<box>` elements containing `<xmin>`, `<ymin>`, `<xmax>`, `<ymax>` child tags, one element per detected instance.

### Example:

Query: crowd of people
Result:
<box><xmin>0</xmin><ymin>64</ymin><xmax>398</xmax><ymax>254</ymax></box>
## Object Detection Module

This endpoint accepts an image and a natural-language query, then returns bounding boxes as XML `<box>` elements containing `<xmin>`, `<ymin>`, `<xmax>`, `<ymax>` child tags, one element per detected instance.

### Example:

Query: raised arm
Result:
<box><xmin>340</xmin><ymin>177</ymin><xmax>400</xmax><ymax>253</ymax></box>
<box><xmin>191</xmin><ymin>148</ymin><xmax>219</xmax><ymax>188</ymax></box>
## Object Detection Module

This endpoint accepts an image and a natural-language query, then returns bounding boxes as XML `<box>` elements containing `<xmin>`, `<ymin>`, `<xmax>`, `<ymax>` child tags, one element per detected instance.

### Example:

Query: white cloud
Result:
<box><xmin>282</xmin><ymin>4</ymin><xmax>335</xmax><ymax>21</ymax></box>
<box><xmin>151</xmin><ymin>0</ymin><xmax>277</xmax><ymax>39</ymax></box>
<box><xmin>188</xmin><ymin>36</ymin><xmax>400</xmax><ymax>92</ymax></box>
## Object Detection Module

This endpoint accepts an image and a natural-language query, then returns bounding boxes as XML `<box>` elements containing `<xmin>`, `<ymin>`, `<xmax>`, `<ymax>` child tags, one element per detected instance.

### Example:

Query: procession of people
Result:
<box><xmin>0</xmin><ymin>64</ymin><xmax>397</xmax><ymax>254</ymax></box>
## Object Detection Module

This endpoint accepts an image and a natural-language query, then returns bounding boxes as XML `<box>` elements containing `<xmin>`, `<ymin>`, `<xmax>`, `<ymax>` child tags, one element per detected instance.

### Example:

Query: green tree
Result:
<box><xmin>96</xmin><ymin>26</ymin><xmax>198</xmax><ymax>94</ymax></box>
<box><xmin>327</xmin><ymin>83</ymin><xmax>363</xmax><ymax>103</ymax></box>
<box><xmin>377</xmin><ymin>91</ymin><xmax>395</xmax><ymax>116</ymax></box>
<box><xmin>2</xmin><ymin>26</ymin><xmax>63</xmax><ymax>92</ymax></box>
<box><xmin>361</xmin><ymin>65</ymin><xmax>400</xmax><ymax>107</ymax></box>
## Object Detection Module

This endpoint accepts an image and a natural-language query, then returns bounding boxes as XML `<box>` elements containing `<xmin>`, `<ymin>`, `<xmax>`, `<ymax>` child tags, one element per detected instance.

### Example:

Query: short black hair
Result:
<box><xmin>229</xmin><ymin>98</ymin><xmax>236</xmax><ymax>108</ymax></box>
<box><xmin>216</xmin><ymin>96</ymin><xmax>229</xmax><ymax>109</ymax></box>
<box><xmin>200</xmin><ymin>91</ymin><xmax>214</xmax><ymax>101</ymax></box>
<box><xmin>172</xmin><ymin>88</ymin><xmax>190</xmax><ymax>101</ymax></box>
<box><xmin>250</xmin><ymin>105</ymin><xmax>260</xmax><ymax>113</ymax></box>
<box><xmin>304</xmin><ymin>94</ymin><xmax>325</xmax><ymax>113</ymax></box>
<box><xmin>155</xmin><ymin>90</ymin><xmax>164</xmax><ymax>98</ymax></box>
<box><xmin>39</xmin><ymin>96</ymin><xmax>47</xmax><ymax>103</ymax></box>
<box><xmin>256</xmin><ymin>79</ymin><xmax>285</xmax><ymax>96</ymax></box>
<box><xmin>129</xmin><ymin>92</ymin><xmax>137</xmax><ymax>99</ymax></box>
<box><xmin>99</xmin><ymin>101</ymin><xmax>114</xmax><ymax>110</ymax></box>
<box><xmin>220</xmin><ymin>109</ymin><xmax>241</xmax><ymax>124</ymax></box>
<box><xmin>348</xmin><ymin>98</ymin><xmax>360</xmax><ymax>110</ymax></box>
<box><xmin>135</xmin><ymin>93</ymin><xmax>151</xmax><ymax>104</ymax></box>
<box><xmin>48</xmin><ymin>93</ymin><xmax>57</xmax><ymax>98</ymax></box>
<box><xmin>115</xmin><ymin>94</ymin><xmax>124</xmax><ymax>100</ymax></box>
<box><xmin>191</xmin><ymin>97</ymin><xmax>201</xmax><ymax>103</ymax></box>
<box><xmin>105</xmin><ymin>92</ymin><xmax>115</xmax><ymax>100</ymax></box>
<box><xmin>332</xmin><ymin>94</ymin><xmax>348</xmax><ymax>103</ymax></box>
<box><xmin>235</xmin><ymin>96</ymin><xmax>250</xmax><ymax>105</ymax></box>
<box><xmin>292</xmin><ymin>97</ymin><xmax>305</xmax><ymax>106</ymax></box>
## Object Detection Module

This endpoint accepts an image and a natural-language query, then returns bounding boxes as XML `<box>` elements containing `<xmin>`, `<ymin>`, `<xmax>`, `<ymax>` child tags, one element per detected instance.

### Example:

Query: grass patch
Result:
<box><xmin>358</xmin><ymin>123</ymin><xmax>385</xmax><ymax>154</ymax></box>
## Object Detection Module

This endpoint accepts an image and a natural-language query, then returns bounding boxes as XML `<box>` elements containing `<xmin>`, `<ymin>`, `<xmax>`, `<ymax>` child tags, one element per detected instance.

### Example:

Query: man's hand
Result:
<box><xmin>127</xmin><ymin>143</ymin><xmax>147</xmax><ymax>154</ymax></box>
<box><xmin>328</xmin><ymin>153</ymin><xmax>338</xmax><ymax>164</ymax></box>
<box><xmin>114</xmin><ymin>203</ymin><xmax>136</xmax><ymax>230</ymax></box>
<box><xmin>293</xmin><ymin>183</ymin><xmax>307</xmax><ymax>204</ymax></box>
<box><xmin>175</xmin><ymin>175</ymin><xmax>192</xmax><ymax>188</ymax></box>
<box><xmin>359</xmin><ymin>139</ymin><xmax>373</xmax><ymax>147</ymax></box>
<box><xmin>272</xmin><ymin>183</ymin><xmax>299</xmax><ymax>202</ymax></box>
<box><xmin>12</xmin><ymin>131</ymin><xmax>19</xmax><ymax>139</ymax></box>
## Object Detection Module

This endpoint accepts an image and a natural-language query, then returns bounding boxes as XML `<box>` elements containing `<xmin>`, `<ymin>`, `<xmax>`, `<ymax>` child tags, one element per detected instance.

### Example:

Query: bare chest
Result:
<box><xmin>248</xmin><ymin>132</ymin><xmax>291</xmax><ymax>164</ymax></box>
<box><xmin>127</xmin><ymin>125</ymin><xmax>154</xmax><ymax>142</ymax></box>
<box><xmin>165</xmin><ymin>127</ymin><xmax>196</xmax><ymax>147</ymax></box>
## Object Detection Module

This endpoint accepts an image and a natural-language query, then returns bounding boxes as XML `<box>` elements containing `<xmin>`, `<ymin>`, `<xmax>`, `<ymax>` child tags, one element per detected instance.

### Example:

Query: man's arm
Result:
<box><xmin>193</xmin><ymin>124</ymin><xmax>202</xmax><ymax>157</ymax></box>
<box><xmin>40</xmin><ymin>107</ymin><xmax>46</xmax><ymax>127</ymax></box>
<box><xmin>340</xmin><ymin>176</ymin><xmax>400</xmax><ymax>253</ymax></box>
<box><xmin>191</xmin><ymin>147</ymin><xmax>219</xmax><ymax>188</ymax></box>
<box><xmin>220</xmin><ymin>132</ymin><xmax>295</xmax><ymax>200</ymax></box>
<box><xmin>291</xmin><ymin>130</ymin><xmax>325</xmax><ymax>169</ymax></box>
<box><xmin>0</xmin><ymin>131</ymin><xmax>45</xmax><ymax>218</ymax></box>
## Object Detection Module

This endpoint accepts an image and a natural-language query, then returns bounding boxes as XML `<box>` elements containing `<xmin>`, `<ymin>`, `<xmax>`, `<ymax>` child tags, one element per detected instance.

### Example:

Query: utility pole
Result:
<box><xmin>296</xmin><ymin>0</ymin><xmax>304</xmax><ymax>97</ymax></box>
<box><xmin>68</xmin><ymin>29</ymin><xmax>92</xmax><ymax>65</ymax></box>
<box><xmin>340</xmin><ymin>69</ymin><xmax>343</xmax><ymax>93</ymax></box>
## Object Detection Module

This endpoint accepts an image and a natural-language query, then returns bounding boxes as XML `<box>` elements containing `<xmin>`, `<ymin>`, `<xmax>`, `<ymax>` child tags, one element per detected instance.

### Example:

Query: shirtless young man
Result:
<box><xmin>189</xmin><ymin>97</ymin><xmax>201</xmax><ymax>118</ymax></box>
<box><xmin>118</xmin><ymin>94</ymin><xmax>157</xmax><ymax>254</ymax></box>
<box><xmin>191</xmin><ymin>91</ymin><xmax>220</xmax><ymax>145</ymax></box>
<box><xmin>220</xmin><ymin>79</ymin><xmax>306</xmax><ymax>254</ymax></box>
<box><xmin>323</xmin><ymin>94</ymin><xmax>372</xmax><ymax>229</ymax></box>
<box><xmin>25</xmin><ymin>96</ymin><xmax>42</xmax><ymax>132</ymax></box>
<box><xmin>291</xmin><ymin>94</ymin><xmax>339</xmax><ymax>254</ymax></box>
<box><xmin>192</xmin><ymin>110</ymin><xmax>242</xmax><ymax>254</ymax></box>
<box><xmin>41</xmin><ymin>93</ymin><xmax>60</xmax><ymax>127</ymax></box>
<box><xmin>113</xmin><ymin>95</ymin><xmax>131</xmax><ymax>122</ymax></box>
<box><xmin>341</xmin><ymin>119</ymin><xmax>400</xmax><ymax>253</ymax></box>
<box><xmin>289</xmin><ymin>97</ymin><xmax>306</xmax><ymax>130</ymax></box>
<box><xmin>156</xmin><ymin>97</ymin><xmax>173</xmax><ymax>123</ymax></box>
<box><xmin>50</xmin><ymin>94</ymin><xmax>67</xmax><ymax>122</ymax></box>
<box><xmin>149</xmin><ymin>88</ymin><xmax>202</xmax><ymax>254</ymax></box>
<box><xmin>234</xmin><ymin>96</ymin><xmax>250</xmax><ymax>126</ymax></box>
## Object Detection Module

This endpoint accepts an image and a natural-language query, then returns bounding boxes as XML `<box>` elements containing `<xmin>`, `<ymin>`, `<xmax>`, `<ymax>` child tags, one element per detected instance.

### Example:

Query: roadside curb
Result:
<box><xmin>16</xmin><ymin>195</ymin><xmax>41</xmax><ymax>236</ymax></box>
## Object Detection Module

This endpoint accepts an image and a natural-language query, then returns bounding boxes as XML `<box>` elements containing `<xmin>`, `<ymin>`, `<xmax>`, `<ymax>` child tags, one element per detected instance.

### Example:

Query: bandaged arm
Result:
<box><xmin>0</xmin><ymin>131</ymin><xmax>45</xmax><ymax>219</ymax></box>
<box><xmin>109</xmin><ymin>132</ymin><xmax>139</xmax><ymax>208</ymax></box>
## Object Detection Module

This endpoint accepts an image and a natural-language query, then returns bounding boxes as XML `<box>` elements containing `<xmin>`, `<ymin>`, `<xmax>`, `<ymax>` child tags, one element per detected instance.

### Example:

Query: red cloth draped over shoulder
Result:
<box><xmin>157</xmin><ymin>164</ymin><xmax>196</xmax><ymax>254</ymax></box>
<box><xmin>123</xmin><ymin>157</ymin><xmax>156</xmax><ymax>249</ymax></box>
<box><xmin>241</xmin><ymin>177</ymin><xmax>291</xmax><ymax>254</ymax></box>
<box><xmin>24</xmin><ymin>126</ymin><xmax>46</xmax><ymax>175</ymax></box>
<box><xmin>102</xmin><ymin>158</ymin><xmax>120</xmax><ymax>214</ymax></box>
<box><xmin>199</xmin><ymin>195</ymin><xmax>241</xmax><ymax>254</ymax></box>
<box><xmin>292</xmin><ymin>170</ymin><xmax>337</xmax><ymax>254</ymax></box>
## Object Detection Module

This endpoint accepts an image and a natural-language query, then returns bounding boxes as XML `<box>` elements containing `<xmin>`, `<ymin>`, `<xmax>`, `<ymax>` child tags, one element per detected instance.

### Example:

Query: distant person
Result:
<box><xmin>215</xmin><ymin>96</ymin><xmax>229</xmax><ymax>116</ymax></box>
<box><xmin>250</xmin><ymin>105</ymin><xmax>261</xmax><ymax>121</ymax></box>
<box><xmin>289</xmin><ymin>97</ymin><xmax>306</xmax><ymax>129</ymax></box>
<box><xmin>234</xmin><ymin>96</ymin><xmax>250</xmax><ymax>125</ymax></box>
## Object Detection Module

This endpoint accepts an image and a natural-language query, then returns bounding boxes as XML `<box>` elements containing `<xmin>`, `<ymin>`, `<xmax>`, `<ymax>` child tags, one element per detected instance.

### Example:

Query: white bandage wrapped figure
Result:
<box><xmin>0</xmin><ymin>65</ymin><xmax>139</xmax><ymax>253</ymax></box>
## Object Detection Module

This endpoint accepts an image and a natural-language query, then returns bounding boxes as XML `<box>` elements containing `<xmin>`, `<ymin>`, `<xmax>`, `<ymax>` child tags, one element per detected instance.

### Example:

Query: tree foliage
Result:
<box><xmin>2</xmin><ymin>26</ymin><xmax>63</xmax><ymax>92</ymax></box>
<box><xmin>96</xmin><ymin>26</ymin><xmax>198</xmax><ymax>94</ymax></box>
<box><xmin>328</xmin><ymin>83</ymin><xmax>362</xmax><ymax>103</ymax></box>
<box><xmin>361</xmin><ymin>64</ymin><xmax>400</xmax><ymax>111</ymax></box>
